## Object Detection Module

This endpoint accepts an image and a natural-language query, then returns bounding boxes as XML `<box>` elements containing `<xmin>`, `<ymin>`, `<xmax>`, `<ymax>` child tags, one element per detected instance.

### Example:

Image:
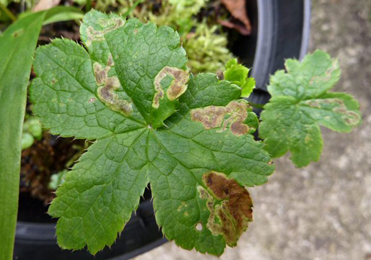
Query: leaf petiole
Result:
<box><xmin>85</xmin><ymin>0</ymin><xmax>92</xmax><ymax>12</ymax></box>
<box><xmin>248</xmin><ymin>101</ymin><xmax>265</xmax><ymax>109</ymax></box>
<box><xmin>0</xmin><ymin>2</ymin><xmax>17</xmax><ymax>22</ymax></box>
<box><xmin>122</xmin><ymin>0</ymin><xmax>144</xmax><ymax>18</ymax></box>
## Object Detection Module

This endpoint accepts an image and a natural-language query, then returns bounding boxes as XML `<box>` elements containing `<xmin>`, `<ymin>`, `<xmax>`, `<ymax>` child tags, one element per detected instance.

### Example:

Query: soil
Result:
<box><xmin>19</xmin><ymin>2</ymin><xmax>82</xmax><ymax>204</ymax></box>
<box><xmin>20</xmin><ymin>133</ymin><xmax>85</xmax><ymax>203</ymax></box>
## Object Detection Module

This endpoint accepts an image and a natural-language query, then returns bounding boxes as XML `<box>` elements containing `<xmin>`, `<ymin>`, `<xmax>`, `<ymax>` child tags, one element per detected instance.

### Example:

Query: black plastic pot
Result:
<box><xmin>13</xmin><ymin>1</ymin><xmax>311</xmax><ymax>259</ymax></box>
<box><xmin>234</xmin><ymin>0</ymin><xmax>311</xmax><ymax>107</ymax></box>
<box><xmin>14</xmin><ymin>190</ymin><xmax>166</xmax><ymax>260</ymax></box>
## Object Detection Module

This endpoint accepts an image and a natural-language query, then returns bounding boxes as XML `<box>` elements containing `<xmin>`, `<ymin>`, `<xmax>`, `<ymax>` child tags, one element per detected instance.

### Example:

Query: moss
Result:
<box><xmin>183</xmin><ymin>23</ymin><xmax>234</xmax><ymax>73</ymax></box>
<box><xmin>77</xmin><ymin>0</ymin><xmax>235</xmax><ymax>74</ymax></box>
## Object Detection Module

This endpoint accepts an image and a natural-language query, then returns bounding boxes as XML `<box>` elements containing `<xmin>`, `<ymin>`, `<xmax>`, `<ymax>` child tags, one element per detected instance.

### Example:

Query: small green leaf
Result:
<box><xmin>21</xmin><ymin>132</ymin><xmax>34</xmax><ymax>150</ymax></box>
<box><xmin>23</xmin><ymin>117</ymin><xmax>42</xmax><ymax>140</ymax></box>
<box><xmin>31</xmin><ymin>10</ymin><xmax>274</xmax><ymax>256</ymax></box>
<box><xmin>260</xmin><ymin>50</ymin><xmax>362</xmax><ymax>167</ymax></box>
<box><xmin>224</xmin><ymin>59</ymin><xmax>255</xmax><ymax>98</ymax></box>
<box><xmin>49</xmin><ymin>170</ymin><xmax>68</xmax><ymax>190</ymax></box>
<box><xmin>169</xmin><ymin>0</ymin><xmax>209</xmax><ymax>15</ymax></box>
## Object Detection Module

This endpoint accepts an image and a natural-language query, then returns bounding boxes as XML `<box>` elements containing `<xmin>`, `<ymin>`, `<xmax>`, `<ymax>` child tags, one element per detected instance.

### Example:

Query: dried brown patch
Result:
<box><xmin>220</xmin><ymin>0</ymin><xmax>252</xmax><ymax>35</ymax></box>
<box><xmin>191</xmin><ymin>100</ymin><xmax>250</xmax><ymax>136</ymax></box>
<box><xmin>85</xmin><ymin>18</ymin><xmax>125</xmax><ymax>46</ymax></box>
<box><xmin>20</xmin><ymin>133</ymin><xmax>85</xmax><ymax>204</ymax></box>
<box><xmin>198</xmin><ymin>171</ymin><xmax>253</xmax><ymax>246</ymax></box>
<box><xmin>93</xmin><ymin>60</ymin><xmax>133</xmax><ymax>116</ymax></box>
<box><xmin>309</xmin><ymin>60</ymin><xmax>339</xmax><ymax>85</ymax></box>
<box><xmin>304</xmin><ymin>98</ymin><xmax>360</xmax><ymax>126</ymax></box>
<box><xmin>152</xmin><ymin>67</ymin><xmax>189</xmax><ymax>108</ymax></box>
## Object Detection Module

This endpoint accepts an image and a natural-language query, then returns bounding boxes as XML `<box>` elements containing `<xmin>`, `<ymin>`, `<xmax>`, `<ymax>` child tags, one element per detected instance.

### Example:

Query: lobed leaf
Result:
<box><xmin>30</xmin><ymin>10</ymin><xmax>274</xmax><ymax>255</ymax></box>
<box><xmin>223</xmin><ymin>59</ymin><xmax>255</xmax><ymax>98</ymax></box>
<box><xmin>260</xmin><ymin>50</ymin><xmax>362</xmax><ymax>167</ymax></box>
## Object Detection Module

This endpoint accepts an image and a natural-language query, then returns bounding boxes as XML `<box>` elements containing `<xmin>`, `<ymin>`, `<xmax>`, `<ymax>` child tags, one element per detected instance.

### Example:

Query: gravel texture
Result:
<box><xmin>134</xmin><ymin>1</ymin><xmax>371</xmax><ymax>259</ymax></box>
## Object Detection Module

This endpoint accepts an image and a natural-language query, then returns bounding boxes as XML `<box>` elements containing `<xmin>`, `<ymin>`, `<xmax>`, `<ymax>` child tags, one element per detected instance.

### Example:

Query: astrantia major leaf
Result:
<box><xmin>260</xmin><ymin>50</ymin><xmax>362</xmax><ymax>167</ymax></box>
<box><xmin>30</xmin><ymin>10</ymin><xmax>274</xmax><ymax>255</ymax></box>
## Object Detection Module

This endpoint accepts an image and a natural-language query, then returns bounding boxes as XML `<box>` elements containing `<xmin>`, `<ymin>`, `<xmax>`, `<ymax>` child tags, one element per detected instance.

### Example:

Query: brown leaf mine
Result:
<box><xmin>304</xmin><ymin>98</ymin><xmax>360</xmax><ymax>126</ymax></box>
<box><xmin>86</xmin><ymin>18</ymin><xmax>125</xmax><ymax>46</ymax></box>
<box><xmin>309</xmin><ymin>60</ymin><xmax>339</xmax><ymax>85</ymax></box>
<box><xmin>94</xmin><ymin>60</ymin><xmax>133</xmax><ymax>116</ymax></box>
<box><xmin>198</xmin><ymin>171</ymin><xmax>253</xmax><ymax>246</ymax></box>
<box><xmin>191</xmin><ymin>100</ymin><xmax>250</xmax><ymax>136</ymax></box>
<box><xmin>152</xmin><ymin>67</ymin><xmax>189</xmax><ymax>108</ymax></box>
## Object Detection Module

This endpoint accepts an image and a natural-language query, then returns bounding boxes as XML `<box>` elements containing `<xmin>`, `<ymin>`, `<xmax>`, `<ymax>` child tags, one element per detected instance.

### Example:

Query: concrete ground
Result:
<box><xmin>134</xmin><ymin>0</ymin><xmax>371</xmax><ymax>259</ymax></box>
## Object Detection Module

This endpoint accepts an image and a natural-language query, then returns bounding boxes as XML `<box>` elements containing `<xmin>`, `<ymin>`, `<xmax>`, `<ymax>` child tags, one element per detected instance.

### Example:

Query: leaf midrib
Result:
<box><xmin>149</xmin><ymin>130</ymin><xmax>222</xmax><ymax>203</ymax></box>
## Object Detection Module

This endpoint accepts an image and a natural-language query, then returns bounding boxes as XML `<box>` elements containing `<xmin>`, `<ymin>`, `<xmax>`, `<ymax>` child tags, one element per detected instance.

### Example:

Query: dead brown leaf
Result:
<box><xmin>33</xmin><ymin>0</ymin><xmax>61</xmax><ymax>12</ymax></box>
<box><xmin>220</xmin><ymin>0</ymin><xmax>252</xmax><ymax>35</ymax></box>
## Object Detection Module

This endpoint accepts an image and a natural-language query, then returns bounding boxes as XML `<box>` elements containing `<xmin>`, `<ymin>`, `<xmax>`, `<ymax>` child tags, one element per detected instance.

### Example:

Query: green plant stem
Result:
<box><xmin>248</xmin><ymin>101</ymin><xmax>265</xmax><ymax>109</ymax></box>
<box><xmin>122</xmin><ymin>0</ymin><xmax>144</xmax><ymax>18</ymax></box>
<box><xmin>85</xmin><ymin>0</ymin><xmax>92</xmax><ymax>12</ymax></box>
<box><xmin>0</xmin><ymin>2</ymin><xmax>17</xmax><ymax>22</ymax></box>
<box><xmin>65</xmin><ymin>143</ymin><xmax>89</xmax><ymax>168</ymax></box>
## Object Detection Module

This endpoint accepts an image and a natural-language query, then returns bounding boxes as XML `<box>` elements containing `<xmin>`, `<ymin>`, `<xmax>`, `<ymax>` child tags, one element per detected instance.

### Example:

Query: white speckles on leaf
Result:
<box><xmin>196</xmin><ymin>223</ymin><xmax>203</xmax><ymax>231</ymax></box>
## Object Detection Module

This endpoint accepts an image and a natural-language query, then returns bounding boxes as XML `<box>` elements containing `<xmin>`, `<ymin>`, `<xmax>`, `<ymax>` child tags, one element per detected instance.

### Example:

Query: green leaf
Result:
<box><xmin>0</xmin><ymin>11</ymin><xmax>46</xmax><ymax>260</ymax></box>
<box><xmin>224</xmin><ymin>59</ymin><xmax>255</xmax><ymax>98</ymax></box>
<box><xmin>31</xmin><ymin>10</ymin><xmax>274</xmax><ymax>255</ymax></box>
<box><xmin>23</xmin><ymin>117</ymin><xmax>42</xmax><ymax>140</ymax></box>
<box><xmin>21</xmin><ymin>132</ymin><xmax>34</xmax><ymax>150</ymax></box>
<box><xmin>42</xmin><ymin>6</ymin><xmax>84</xmax><ymax>25</ymax></box>
<box><xmin>169</xmin><ymin>0</ymin><xmax>209</xmax><ymax>15</ymax></box>
<box><xmin>0</xmin><ymin>1</ymin><xmax>16</xmax><ymax>22</ymax></box>
<box><xmin>260</xmin><ymin>50</ymin><xmax>362</xmax><ymax>167</ymax></box>
<box><xmin>49</xmin><ymin>170</ymin><xmax>68</xmax><ymax>190</ymax></box>
<box><xmin>18</xmin><ymin>6</ymin><xmax>84</xmax><ymax>25</ymax></box>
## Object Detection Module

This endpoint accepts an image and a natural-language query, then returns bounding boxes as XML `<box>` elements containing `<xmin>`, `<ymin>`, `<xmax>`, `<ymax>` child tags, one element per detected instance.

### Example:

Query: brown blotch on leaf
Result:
<box><xmin>152</xmin><ymin>67</ymin><xmax>189</xmax><ymax>108</ymax></box>
<box><xmin>93</xmin><ymin>61</ymin><xmax>133</xmax><ymax>117</ymax></box>
<box><xmin>336</xmin><ymin>109</ymin><xmax>360</xmax><ymax>126</ymax></box>
<box><xmin>85</xmin><ymin>18</ymin><xmax>125</xmax><ymax>46</ymax></box>
<box><xmin>196</xmin><ymin>223</ymin><xmax>203</xmax><ymax>231</ymax></box>
<box><xmin>107</xmin><ymin>54</ymin><xmax>114</xmax><ymax>67</ymax></box>
<box><xmin>191</xmin><ymin>100</ymin><xmax>250</xmax><ymax>136</ymax></box>
<box><xmin>309</xmin><ymin>60</ymin><xmax>339</xmax><ymax>85</ymax></box>
<box><xmin>304</xmin><ymin>98</ymin><xmax>360</xmax><ymax>126</ymax></box>
<box><xmin>198</xmin><ymin>171</ymin><xmax>253</xmax><ymax>246</ymax></box>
